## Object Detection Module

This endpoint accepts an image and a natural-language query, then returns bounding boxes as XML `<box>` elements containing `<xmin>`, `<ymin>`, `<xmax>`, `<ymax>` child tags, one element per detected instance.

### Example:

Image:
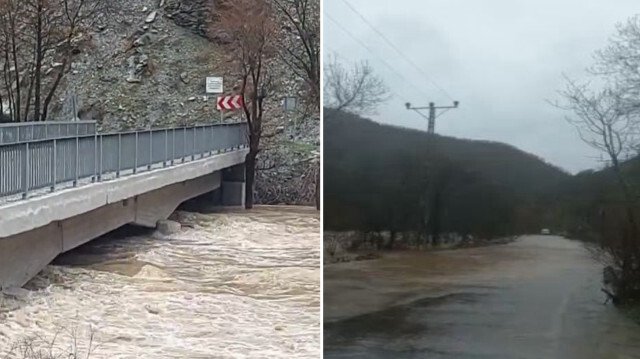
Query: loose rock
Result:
<box><xmin>157</xmin><ymin>220</ymin><xmax>181</xmax><ymax>235</ymax></box>
<box><xmin>180</xmin><ymin>72</ymin><xmax>189</xmax><ymax>84</ymax></box>
<box><xmin>145</xmin><ymin>11</ymin><xmax>157</xmax><ymax>23</ymax></box>
<box><xmin>133</xmin><ymin>34</ymin><xmax>152</xmax><ymax>47</ymax></box>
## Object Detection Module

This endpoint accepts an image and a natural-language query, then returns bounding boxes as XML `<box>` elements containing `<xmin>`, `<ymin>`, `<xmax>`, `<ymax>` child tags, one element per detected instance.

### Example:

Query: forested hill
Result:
<box><xmin>324</xmin><ymin>110</ymin><xmax>571</xmax><ymax>238</ymax></box>
<box><xmin>545</xmin><ymin>155</ymin><xmax>640</xmax><ymax>239</ymax></box>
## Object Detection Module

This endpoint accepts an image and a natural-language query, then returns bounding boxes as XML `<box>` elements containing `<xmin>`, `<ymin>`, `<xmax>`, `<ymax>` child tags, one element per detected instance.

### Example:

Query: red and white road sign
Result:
<box><xmin>217</xmin><ymin>95</ymin><xmax>243</xmax><ymax>110</ymax></box>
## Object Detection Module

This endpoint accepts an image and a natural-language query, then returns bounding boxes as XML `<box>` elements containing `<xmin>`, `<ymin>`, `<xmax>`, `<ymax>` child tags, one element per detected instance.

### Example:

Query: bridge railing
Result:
<box><xmin>0</xmin><ymin>122</ymin><xmax>248</xmax><ymax>201</ymax></box>
<box><xmin>0</xmin><ymin>121</ymin><xmax>97</xmax><ymax>145</ymax></box>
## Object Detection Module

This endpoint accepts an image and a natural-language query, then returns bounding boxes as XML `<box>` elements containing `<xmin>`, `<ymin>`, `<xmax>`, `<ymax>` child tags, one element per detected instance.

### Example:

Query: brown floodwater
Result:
<box><xmin>324</xmin><ymin>235</ymin><xmax>640</xmax><ymax>358</ymax></box>
<box><xmin>0</xmin><ymin>206</ymin><xmax>320</xmax><ymax>359</ymax></box>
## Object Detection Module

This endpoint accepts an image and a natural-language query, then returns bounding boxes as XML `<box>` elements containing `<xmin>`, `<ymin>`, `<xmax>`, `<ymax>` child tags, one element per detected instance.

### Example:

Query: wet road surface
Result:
<box><xmin>324</xmin><ymin>235</ymin><xmax>640</xmax><ymax>358</ymax></box>
<box><xmin>0</xmin><ymin>206</ymin><xmax>320</xmax><ymax>359</ymax></box>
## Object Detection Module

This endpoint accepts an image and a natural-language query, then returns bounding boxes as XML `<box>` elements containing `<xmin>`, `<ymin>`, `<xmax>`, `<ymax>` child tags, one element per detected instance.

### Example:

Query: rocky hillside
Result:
<box><xmin>50</xmin><ymin>0</ymin><xmax>319</xmax><ymax>205</ymax></box>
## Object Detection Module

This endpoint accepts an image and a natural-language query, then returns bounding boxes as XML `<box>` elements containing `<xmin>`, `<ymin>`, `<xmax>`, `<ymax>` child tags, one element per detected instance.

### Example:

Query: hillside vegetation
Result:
<box><xmin>324</xmin><ymin>110</ymin><xmax>571</xmax><ymax>243</ymax></box>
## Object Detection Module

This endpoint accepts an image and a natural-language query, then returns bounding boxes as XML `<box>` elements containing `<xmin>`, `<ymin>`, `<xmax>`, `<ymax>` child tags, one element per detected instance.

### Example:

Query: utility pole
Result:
<box><xmin>405</xmin><ymin>101</ymin><xmax>459</xmax><ymax>134</ymax></box>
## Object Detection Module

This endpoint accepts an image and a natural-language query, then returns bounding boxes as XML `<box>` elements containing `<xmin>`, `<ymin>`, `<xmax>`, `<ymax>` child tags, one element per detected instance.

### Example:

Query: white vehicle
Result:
<box><xmin>541</xmin><ymin>228</ymin><xmax>551</xmax><ymax>235</ymax></box>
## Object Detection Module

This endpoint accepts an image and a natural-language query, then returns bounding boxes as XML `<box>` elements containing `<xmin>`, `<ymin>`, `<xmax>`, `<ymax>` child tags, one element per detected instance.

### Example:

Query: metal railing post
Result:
<box><xmin>51</xmin><ymin>139</ymin><xmax>57</xmax><ymax>192</ymax></box>
<box><xmin>98</xmin><ymin>135</ymin><xmax>103</xmax><ymax>181</ymax></box>
<box><xmin>148</xmin><ymin>129</ymin><xmax>152</xmax><ymax>170</ymax></box>
<box><xmin>182</xmin><ymin>127</ymin><xmax>186</xmax><ymax>163</ymax></box>
<box><xmin>74</xmin><ymin>135</ymin><xmax>79</xmax><ymax>187</ymax></box>
<box><xmin>209</xmin><ymin>125</ymin><xmax>213</xmax><ymax>156</ymax></box>
<box><xmin>22</xmin><ymin>142</ymin><xmax>29</xmax><ymax>199</ymax></box>
<box><xmin>164</xmin><ymin>128</ymin><xmax>168</xmax><ymax>167</ymax></box>
<box><xmin>221</xmin><ymin>124</ymin><xmax>227</xmax><ymax>153</ymax></box>
<box><xmin>171</xmin><ymin>128</ymin><xmax>175</xmax><ymax>165</ymax></box>
<box><xmin>117</xmin><ymin>133</ymin><xmax>121</xmax><ymax>178</ymax></box>
<box><xmin>134</xmin><ymin>132</ymin><xmax>138</xmax><ymax>174</ymax></box>
<box><xmin>192</xmin><ymin>126</ymin><xmax>196</xmax><ymax>160</ymax></box>
<box><xmin>92</xmin><ymin>132</ymin><xmax>97</xmax><ymax>182</ymax></box>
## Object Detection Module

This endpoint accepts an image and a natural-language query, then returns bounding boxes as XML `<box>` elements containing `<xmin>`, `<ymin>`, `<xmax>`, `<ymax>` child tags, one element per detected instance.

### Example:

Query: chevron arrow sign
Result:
<box><xmin>217</xmin><ymin>95</ymin><xmax>243</xmax><ymax>110</ymax></box>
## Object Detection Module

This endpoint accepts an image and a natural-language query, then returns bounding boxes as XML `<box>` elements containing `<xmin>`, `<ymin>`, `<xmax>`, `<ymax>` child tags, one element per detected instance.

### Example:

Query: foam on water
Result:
<box><xmin>0</xmin><ymin>206</ymin><xmax>320</xmax><ymax>359</ymax></box>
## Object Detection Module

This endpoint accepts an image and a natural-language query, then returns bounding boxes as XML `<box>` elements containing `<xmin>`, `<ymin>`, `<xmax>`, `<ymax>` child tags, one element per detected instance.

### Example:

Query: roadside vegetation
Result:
<box><xmin>555</xmin><ymin>15</ymin><xmax>640</xmax><ymax>311</ymax></box>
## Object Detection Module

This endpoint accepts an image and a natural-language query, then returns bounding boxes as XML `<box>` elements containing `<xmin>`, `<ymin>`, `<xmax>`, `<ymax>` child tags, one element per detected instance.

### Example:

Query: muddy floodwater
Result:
<box><xmin>0</xmin><ymin>206</ymin><xmax>320</xmax><ymax>359</ymax></box>
<box><xmin>324</xmin><ymin>235</ymin><xmax>640</xmax><ymax>359</ymax></box>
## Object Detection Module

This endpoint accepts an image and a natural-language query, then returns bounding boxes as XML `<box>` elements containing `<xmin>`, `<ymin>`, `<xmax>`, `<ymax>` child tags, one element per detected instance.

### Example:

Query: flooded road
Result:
<box><xmin>0</xmin><ymin>206</ymin><xmax>320</xmax><ymax>359</ymax></box>
<box><xmin>324</xmin><ymin>235</ymin><xmax>640</xmax><ymax>358</ymax></box>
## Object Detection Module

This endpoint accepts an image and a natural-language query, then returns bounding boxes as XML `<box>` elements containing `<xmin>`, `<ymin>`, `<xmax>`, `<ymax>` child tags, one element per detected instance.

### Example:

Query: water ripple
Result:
<box><xmin>0</xmin><ymin>206</ymin><xmax>320</xmax><ymax>359</ymax></box>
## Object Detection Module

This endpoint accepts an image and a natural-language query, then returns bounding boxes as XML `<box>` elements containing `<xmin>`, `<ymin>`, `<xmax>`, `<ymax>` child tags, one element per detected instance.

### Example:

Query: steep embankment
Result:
<box><xmin>324</xmin><ymin>110</ymin><xmax>570</xmax><ymax>237</ymax></box>
<box><xmin>49</xmin><ymin>0</ymin><xmax>318</xmax><ymax>205</ymax></box>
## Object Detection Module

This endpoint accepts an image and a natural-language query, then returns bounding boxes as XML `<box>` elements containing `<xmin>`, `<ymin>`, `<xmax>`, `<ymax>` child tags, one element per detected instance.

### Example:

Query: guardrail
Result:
<box><xmin>0</xmin><ymin>121</ymin><xmax>97</xmax><ymax>145</ymax></box>
<box><xmin>0</xmin><ymin>122</ymin><xmax>248</xmax><ymax>201</ymax></box>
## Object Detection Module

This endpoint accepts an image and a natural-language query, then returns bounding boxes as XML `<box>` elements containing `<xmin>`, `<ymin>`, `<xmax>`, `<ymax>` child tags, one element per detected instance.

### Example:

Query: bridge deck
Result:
<box><xmin>0</xmin><ymin>122</ymin><xmax>248</xmax><ymax>287</ymax></box>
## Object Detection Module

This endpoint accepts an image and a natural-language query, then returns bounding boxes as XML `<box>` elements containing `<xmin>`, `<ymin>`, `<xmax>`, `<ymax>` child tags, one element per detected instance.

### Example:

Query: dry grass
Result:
<box><xmin>3</xmin><ymin>325</ymin><xmax>97</xmax><ymax>359</ymax></box>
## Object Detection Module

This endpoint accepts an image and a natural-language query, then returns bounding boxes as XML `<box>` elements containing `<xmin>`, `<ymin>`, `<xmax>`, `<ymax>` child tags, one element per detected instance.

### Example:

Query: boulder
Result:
<box><xmin>156</xmin><ymin>220</ymin><xmax>181</xmax><ymax>235</ymax></box>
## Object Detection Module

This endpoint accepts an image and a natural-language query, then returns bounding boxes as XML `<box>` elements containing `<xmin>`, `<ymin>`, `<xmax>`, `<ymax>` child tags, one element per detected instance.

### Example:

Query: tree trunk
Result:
<box><xmin>41</xmin><ymin>57</ymin><xmax>68</xmax><ymax>122</ymax></box>
<box><xmin>34</xmin><ymin>4</ymin><xmax>43</xmax><ymax>122</ymax></box>
<box><xmin>315</xmin><ymin>168</ymin><xmax>320</xmax><ymax>210</ymax></box>
<box><xmin>245</xmin><ymin>151</ymin><xmax>256</xmax><ymax>209</ymax></box>
<box><xmin>386</xmin><ymin>231</ymin><xmax>397</xmax><ymax>250</ymax></box>
<box><xmin>10</xmin><ymin>27</ymin><xmax>20</xmax><ymax>122</ymax></box>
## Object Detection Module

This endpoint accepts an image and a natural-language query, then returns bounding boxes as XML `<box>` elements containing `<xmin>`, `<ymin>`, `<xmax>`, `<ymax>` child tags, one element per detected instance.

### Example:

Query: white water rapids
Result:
<box><xmin>0</xmin><ymin>206</ymin><xmax>320</xmax><ymax>359</ymax></box>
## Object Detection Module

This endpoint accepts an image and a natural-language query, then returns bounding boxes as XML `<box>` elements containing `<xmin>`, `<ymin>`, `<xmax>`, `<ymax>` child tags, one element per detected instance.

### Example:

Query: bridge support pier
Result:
<box><xmin>221</xmin><ymin>164</ymin><xmax>245</xmax><ymax>207</ymax></box>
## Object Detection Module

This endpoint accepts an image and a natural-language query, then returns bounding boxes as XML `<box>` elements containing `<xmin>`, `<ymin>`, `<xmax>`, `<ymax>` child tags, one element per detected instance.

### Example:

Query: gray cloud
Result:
<box><xmin>324</xmin><ymin>0</ymin><xmax>640</xmax><ymax>173</ymax></box>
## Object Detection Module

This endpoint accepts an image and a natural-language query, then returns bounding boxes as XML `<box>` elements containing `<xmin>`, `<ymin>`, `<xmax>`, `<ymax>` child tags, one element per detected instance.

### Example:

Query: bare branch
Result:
<box><xmin>323</xmin><ymin>54</ymin><xmax>390</xmax><ymax>117</ymax></box>
<box><xmin>213</xmin><ymin>0</ymin><xmax>277</xmax><ymax>208</ymax></box>
<box><xmin>272</xmin><ymin>0</ymin><xmax>320</xmax><ymax>108</ymax></box>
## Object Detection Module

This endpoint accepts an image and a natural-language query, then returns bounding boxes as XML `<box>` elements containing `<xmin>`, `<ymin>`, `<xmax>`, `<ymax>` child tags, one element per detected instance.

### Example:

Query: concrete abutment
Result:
<box><xmin>221</xmin><ymin>163</ymin><xmax>246</xmax><ymax>207</ymax></box>
<box><xmin>0</xmin><ymin>149</ymin><xmax>248</xmax><ymax>288</ymax></box>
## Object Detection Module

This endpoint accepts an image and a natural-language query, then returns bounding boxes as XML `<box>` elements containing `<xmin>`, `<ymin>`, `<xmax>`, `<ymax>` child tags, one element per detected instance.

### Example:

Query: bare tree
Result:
<box><xmin>0</xmin><ymin>0</ymin><xmax>112</xmax><ymax>122</ymax></box>
<box><xmin>215</xmin><ymin>0</ymin><xmax>277</xmax><ymax>209</ymax></box>
<box><xmin>558</xmin><ymin>78</ymin><xmax>640</xmax><ymax>193</ymax></box>
<box><xmin>592</xmin><ymin>15</ymin><xmax>640</xmax><ymax>110</ymax></box>
<box><xmin>558</xmin><ymin>77</ymin><xmax>640</xmax><ymax>302</ymax></box>
<box><xmin>272</xmin><ymin>0</ymin><xmax>320</xmax><ymax>108</ymax></box>
<box><xmin>271</xmin><ymin>0</ymin><xmax>320</xmax><ymax>211</ymax></box>
<box><xmin>323</xmin><ymin>55</ymin><xmax>390</xmax><ymax>118</ymax></box>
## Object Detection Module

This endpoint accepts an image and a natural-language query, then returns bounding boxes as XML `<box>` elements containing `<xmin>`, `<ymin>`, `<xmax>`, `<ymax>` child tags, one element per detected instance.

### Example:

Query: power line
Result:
<box><xmin>340</xmin><ymin>0</ymin><xmax>455</xmax><ymax>102</ymax></box>
<box><xmin>324</xmin><ymin>12</ymin><xmax>432</xmax><ymax>102</ymax></box>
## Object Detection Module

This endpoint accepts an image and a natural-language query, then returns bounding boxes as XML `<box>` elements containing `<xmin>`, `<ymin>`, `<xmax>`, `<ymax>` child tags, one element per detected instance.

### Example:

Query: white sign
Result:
<box><xmin>206</xmin><ymin>77</ymin><xmax>223</xmax><ymax>94</ymax></box>
<box><xmin>283</xmin><ymin>96</ymin><xmax>298</xmax><ymax>112</ymax></box>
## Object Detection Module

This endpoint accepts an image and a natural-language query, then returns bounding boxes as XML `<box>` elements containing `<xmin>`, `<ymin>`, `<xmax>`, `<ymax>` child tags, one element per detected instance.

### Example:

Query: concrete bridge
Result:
<box><xmin>0</xmin><ymin>121</ymin><xmax>249</xmax><ymax>288</ymax></box>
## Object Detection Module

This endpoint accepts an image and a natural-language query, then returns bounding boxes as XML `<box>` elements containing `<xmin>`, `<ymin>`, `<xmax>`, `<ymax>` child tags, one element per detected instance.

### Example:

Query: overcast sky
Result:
<box><xmin>323</xmin><ymin>0</ymin><xmax>640</xmax><ymax>173</ymax></box>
